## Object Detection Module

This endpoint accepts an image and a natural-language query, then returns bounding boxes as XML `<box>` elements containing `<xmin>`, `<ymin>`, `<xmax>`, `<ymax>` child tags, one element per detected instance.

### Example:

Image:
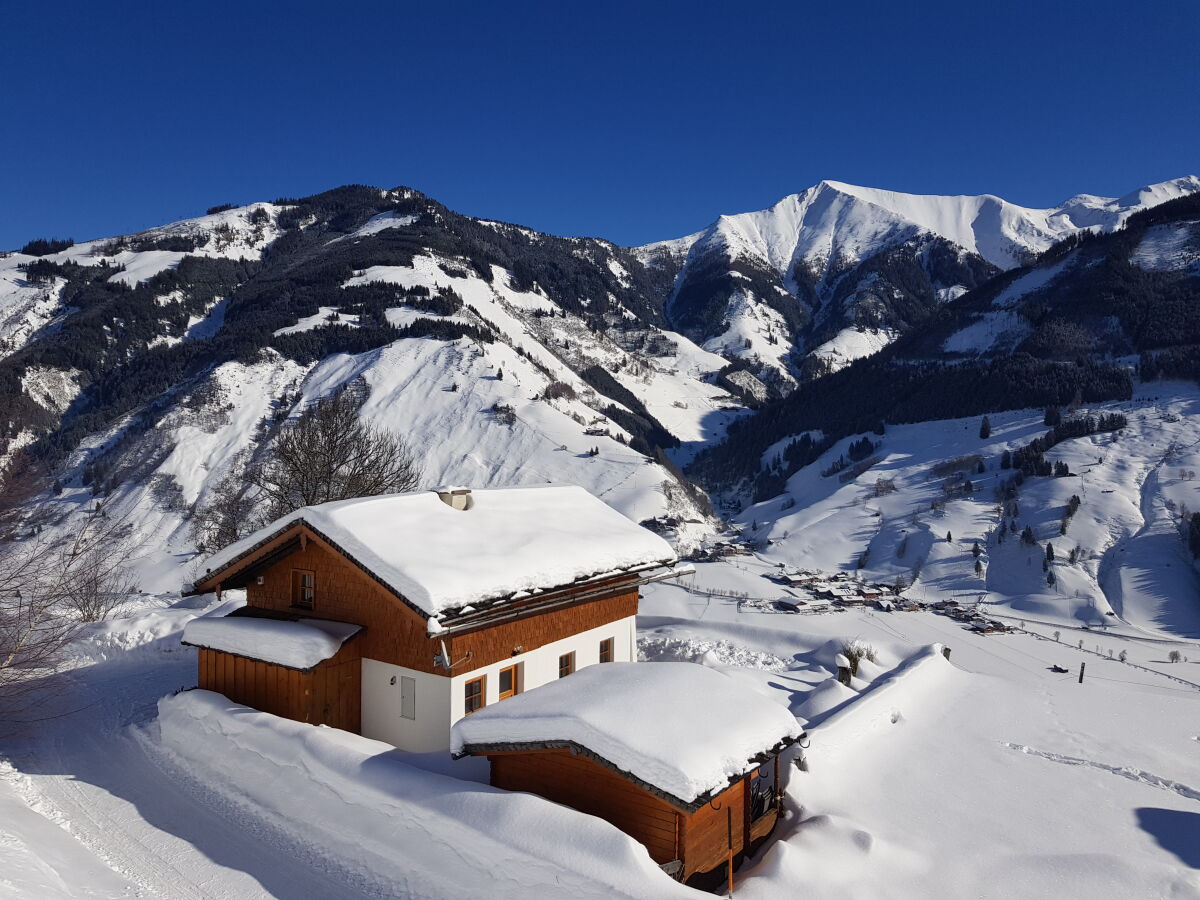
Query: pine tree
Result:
<box><xmin>974</xmin><ymin>559</ymin><xmax>984</xmax><ymax>577</ymax></box>
<box><xmin>972</xmin><ymin>541</ymin><xmax>982</xmax><ymax>558</ymax></box>
<box><xmin>1046</xmin><ymin>542</ymin><xmax>1055</xmax><ymax>562</ymax></box>
<box><xmin>946</xmin><ymin>531</ymin><xmax>953</xmax><ymax>543</ymax></box>
<box><xmin>979</xmin><ymin>416</ymin><xmax>992</xmax><ymax>439</ymax></box>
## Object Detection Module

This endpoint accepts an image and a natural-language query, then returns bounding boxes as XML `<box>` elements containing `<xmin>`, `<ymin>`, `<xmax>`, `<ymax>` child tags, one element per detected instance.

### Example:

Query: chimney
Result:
<box><xmin>436</xmin><ymin>487</ymin><xmax>472</xmax><ymax>510</ymax></box>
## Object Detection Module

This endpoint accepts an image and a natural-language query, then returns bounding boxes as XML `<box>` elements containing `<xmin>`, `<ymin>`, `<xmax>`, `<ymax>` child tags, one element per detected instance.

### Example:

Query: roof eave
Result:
<box><xmin>455</xmin><ymin>734</ymin><xmax>800</xmax><ymax>812</ymax></box>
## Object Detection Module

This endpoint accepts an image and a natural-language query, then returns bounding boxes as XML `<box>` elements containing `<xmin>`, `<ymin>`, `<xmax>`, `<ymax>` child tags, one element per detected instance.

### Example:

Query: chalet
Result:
<box><xmin>181</xmin><ymin>485</ymin><xmax>680</xmax><ymax>753</ymax></box>
<box><xmin>452</xmin><ymin>661</ymin><xmax>803</xmax><ymax>887</ymax></box>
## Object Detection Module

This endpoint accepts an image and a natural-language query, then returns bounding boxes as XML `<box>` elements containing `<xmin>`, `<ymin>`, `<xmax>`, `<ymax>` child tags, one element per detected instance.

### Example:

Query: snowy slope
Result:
<box><xmin>32</xmin><ymin>240</ymin><xmax>737</xmax><ymax>592</ymax></box>
<box><xmin>738</xmin><ymin>383</ymin><xmax>1200</xmax><ymax>641</ymax></box>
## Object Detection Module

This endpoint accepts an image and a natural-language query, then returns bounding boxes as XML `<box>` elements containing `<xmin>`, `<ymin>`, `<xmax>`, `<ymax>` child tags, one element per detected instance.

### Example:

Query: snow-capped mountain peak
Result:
<box><xmin>640</xmin><ymin>176</ymin><xmax>1200</xmax><ymax>385</ymax></box>
<box><xmin>661</xmin><ymin>176</ymin><xmax>1200</xmax><ymax>274</ymax></box>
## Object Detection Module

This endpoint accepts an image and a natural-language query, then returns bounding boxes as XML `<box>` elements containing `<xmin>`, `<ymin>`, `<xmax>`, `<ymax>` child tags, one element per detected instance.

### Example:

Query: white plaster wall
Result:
<box><xmin>448</xmin><ymin>615</ymin><xmax>637</xmax><ymax>723</ymax></box>
<box><xmin>361</xmin><ymin>615</ymin><xmax>637</xmax><ymax>752</ymax></box>
<box><xmin>361</xmin><ymin>658</ymin><xmax>451</xmax><ymax>753</ymax></box>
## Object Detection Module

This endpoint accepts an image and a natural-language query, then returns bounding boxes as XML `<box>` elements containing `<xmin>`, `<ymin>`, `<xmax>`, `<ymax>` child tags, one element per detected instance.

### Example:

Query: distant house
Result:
<box><xmin>182</xmin><ymin>485</ymin><xmax>679</xmax><ymax>753</ymax></box>
<box><xmin>452</xmin><ymin>662</ymin><xmax>803</xmax><ymax>887</ymax></box>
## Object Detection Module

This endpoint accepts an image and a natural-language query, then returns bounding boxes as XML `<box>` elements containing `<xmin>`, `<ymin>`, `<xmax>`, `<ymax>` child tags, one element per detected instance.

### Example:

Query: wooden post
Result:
<box><xmin>726</xmin><ymin>804</ymin><xmax>734</xmax><ymax>897</ymax></box>
<box><xmin>1078</xmin><ymin>662</ymin><xmax>1086</xmax><ymax>683</ymax></box>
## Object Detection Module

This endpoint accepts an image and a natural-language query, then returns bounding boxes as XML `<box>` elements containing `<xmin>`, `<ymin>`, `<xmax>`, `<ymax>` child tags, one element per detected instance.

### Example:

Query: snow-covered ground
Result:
<box><xmin>2</xmin><ymin>555</ymin><xmax>1196</xmax><ymax>899</ymax></box>
<box><xmin>741</xmin><ymin>381</ymin><xmax>1200</xmax><ymax>643</ymax></box>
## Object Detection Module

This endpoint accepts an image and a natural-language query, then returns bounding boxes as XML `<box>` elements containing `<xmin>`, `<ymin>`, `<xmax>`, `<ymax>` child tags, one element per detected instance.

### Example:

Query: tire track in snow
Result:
<box><xmin>1002</xmin><ymin>742</ymin><xmax>1200</xmax><ymax>802</ymax></box>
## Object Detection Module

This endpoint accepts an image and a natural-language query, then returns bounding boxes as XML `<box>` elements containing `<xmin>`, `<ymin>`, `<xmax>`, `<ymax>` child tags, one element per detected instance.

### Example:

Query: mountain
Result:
<box><xmin>0</xmin><ymin>186</ymin><xmax>750</xmax><ymax>585</ymax></box>
<box><xmin>689</xmin><ymin>189</ymin><xmax>1200</xmax><ymax>502</ymax></box>
<box><xmin>0</xmin><ymin>177</ymin><xmax>1198</xmax><ymax>589</ymax></box>
<box><xmin>638</xmin><ymin>176</ymin><xmax>1200</xmax><ymax>386</ymax></box>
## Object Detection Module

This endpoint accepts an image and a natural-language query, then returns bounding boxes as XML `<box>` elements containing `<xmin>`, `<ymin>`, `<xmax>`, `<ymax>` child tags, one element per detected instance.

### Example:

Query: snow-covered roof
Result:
<box><xmin>451</xmin><ymin>662</ymin><xmax>802</xmax><ymax>806</ymax></box>
<box><xmin>197</xmin><ymin>485</ymin><xmax>677</xmax><ymax>618</ymax></box>
<box><xmin>182</xmin><ymin>616</ymin><xmax>361</xmax><ymax>670</ymax></box>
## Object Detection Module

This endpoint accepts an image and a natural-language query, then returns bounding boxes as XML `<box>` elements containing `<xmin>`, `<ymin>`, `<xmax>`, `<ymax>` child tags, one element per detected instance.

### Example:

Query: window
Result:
<box><xmin>498</xmin><ymin>664</ymin><xmax>520</xmax><ymax>700</ymax></box>
<box><xmin>599</xmin><ymin>638</ymin><xmax>614</xmax><ymax>663</ymax></box>
<box><xmin>464</xmin><ymin>676</ymin><xmax>485</xmax><ymax>714</ymax></box>
<box><xmin>400</xmin><ymin>676</ymin><xmax>416</xmax><ymax>720</ymax></box>
<box><xmin>291</xmin><ymin>569</ymin><xmax>315</xmax><ymax>609</ymax></box>
<box><xmin>749</xmin><ymin>759</ymin><xmax>779</xmax><ymax>821</ymax></box>
<box><xmin>558</xmin><ymin>652</ymin><xmax>575</xmax><ymax>678</ymax></box>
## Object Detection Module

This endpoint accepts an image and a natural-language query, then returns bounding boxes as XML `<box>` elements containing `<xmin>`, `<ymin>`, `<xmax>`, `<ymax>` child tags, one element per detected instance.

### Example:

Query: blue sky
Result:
<box><xmin>2</xmin><ymin>0</ymin><xmax>1197</xmax><ymax>249</ymax></box>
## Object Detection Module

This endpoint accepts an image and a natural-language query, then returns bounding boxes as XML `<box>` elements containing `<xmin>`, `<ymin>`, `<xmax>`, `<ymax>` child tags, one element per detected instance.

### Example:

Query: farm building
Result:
<box><xmin>181</xmin><ymin>485</ymin><xmax>680</xmax><ymax>753</ymax></box>
<box><xmin>453</xmin><ymin>661</ymin><xmax>804</xmax><ymax>887</ymax></box>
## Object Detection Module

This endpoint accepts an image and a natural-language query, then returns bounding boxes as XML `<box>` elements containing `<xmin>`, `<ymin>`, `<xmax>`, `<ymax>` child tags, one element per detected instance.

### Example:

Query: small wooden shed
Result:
<box><xmin>452</xmin><ymin>661</ymin><xmax>803</xmax><ymax>887</ymax></box>
<box><xmin>182</xmin><ymin>608</ymin><xmax>363</xmax><ymax>731</ymax></box>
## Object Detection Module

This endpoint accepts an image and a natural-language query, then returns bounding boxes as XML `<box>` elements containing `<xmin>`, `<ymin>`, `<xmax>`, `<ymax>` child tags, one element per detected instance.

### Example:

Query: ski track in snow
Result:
<box><xmin>1002</xmin><ymin>742</ymin><xmax>1200</xmax><ymax>803</ymax></box>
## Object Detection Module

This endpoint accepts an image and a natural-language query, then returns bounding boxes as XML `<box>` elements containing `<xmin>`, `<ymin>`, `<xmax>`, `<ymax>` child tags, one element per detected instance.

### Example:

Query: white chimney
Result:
<box><xmin>436</xmin><ymin>487</ymin><xmax>472</xmax><ymax>510</ymax></box>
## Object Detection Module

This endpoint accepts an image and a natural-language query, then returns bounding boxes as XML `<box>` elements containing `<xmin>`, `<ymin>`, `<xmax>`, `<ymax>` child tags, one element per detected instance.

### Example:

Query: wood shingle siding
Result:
<box><xmin>447</xmin><ymin>590</ymin><xmax>637</xmax><ymax>672</ymax></box>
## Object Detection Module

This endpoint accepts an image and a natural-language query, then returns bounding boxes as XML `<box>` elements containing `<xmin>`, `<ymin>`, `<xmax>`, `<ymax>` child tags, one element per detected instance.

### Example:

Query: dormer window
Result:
<box><xmin>292</xmin><ymin>569</ymin><xmax>315</xmax><ymax>609</ymax></box>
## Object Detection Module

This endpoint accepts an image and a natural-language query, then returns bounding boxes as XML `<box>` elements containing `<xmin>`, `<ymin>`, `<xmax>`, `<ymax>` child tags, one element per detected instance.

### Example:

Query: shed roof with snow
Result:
<box><xmin>181</xmin><ymin>615</ymin><xmax>361</xmax><ymax>670</ymax></box>
<box><xmin>192</xmin><ymin>485</ymin><xmax>676</xmax><ymax>618</ymax></box>
<box><xmin>451</xmin><ymin>662</ymin><xmax>803</xmax><ymax>808</ymax></box>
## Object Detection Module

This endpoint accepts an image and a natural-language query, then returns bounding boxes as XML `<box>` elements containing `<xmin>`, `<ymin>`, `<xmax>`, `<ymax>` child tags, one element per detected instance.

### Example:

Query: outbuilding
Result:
<box><xmin>452</xmin><ymin>661</ymin><xmax>804</xmax><ymax>887</ymax></box>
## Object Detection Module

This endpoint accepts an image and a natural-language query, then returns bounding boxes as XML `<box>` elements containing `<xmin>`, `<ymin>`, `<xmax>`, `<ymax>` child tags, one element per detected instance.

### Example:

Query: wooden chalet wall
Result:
<box><xmin>486</xmin><ymin>749</ymin><xmax>776</xmax><ymax>882</ymax></box>
<box><xmin>490</xmin><ymin>749</ymin><xmax>682</xmax><ymax>865</ymax></box>
<box><xmin>444</xmin><ymin>590</ymin><xmax>638</xmax><ymax>671</ymax></box>
<box><xmin>242</xmin><ymin>531</ymin><xmax>639</xmax><ymax>675</ymax></box>
<box><xmin>246</xmin><ymin>538</ymin><xmax>440</xmax><ymax>674</ymax></box>
<box><xmin>684</xmin><ymin>778</ymin><xmax>746</xmax><ymax>879</ymax></box>
<box><xmin>198</xmin><ymin>647</ymin><xmax>362</xmax><ymax>732</ymax></box>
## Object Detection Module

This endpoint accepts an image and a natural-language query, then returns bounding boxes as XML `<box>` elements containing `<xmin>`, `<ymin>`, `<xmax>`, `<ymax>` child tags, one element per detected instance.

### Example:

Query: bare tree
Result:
<box><xmin>250</xmin><ymin>390</ymin><xmax>422</xmax><ymax>521</ymax></box>
<box><xmin>190</xmin><ymin>451</ymin><xmax>262</xmax><ymax>553</ymax></box>
<box><xmin>1</xmin><ymin>502</ymin><xmax>137</xmax><ymax>704</ymax></box>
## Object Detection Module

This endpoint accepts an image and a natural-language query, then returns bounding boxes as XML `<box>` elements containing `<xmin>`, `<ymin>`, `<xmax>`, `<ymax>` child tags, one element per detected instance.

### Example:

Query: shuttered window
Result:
<box><xmin>400</xmin><ymin>676</ymin><xmax>416</xmax><ymax>720</ymax></box>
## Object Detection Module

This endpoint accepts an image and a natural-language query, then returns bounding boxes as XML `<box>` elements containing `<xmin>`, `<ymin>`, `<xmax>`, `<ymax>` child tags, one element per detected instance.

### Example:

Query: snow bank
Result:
<box><xmin>181</xmin><ymin>616</ymin><xmax>360</xmax><ymax>669</ymax></box>
<box><xmin>453</xmin><ymin>661</ymin><xmax>802</xmax><ymax>803</ymax></box>
<box><xmin>810</xmin><ymin>645</ymin><xmax>954</xmax><ymax>744</ymax></box>
<box><xmin>155</xmin><ymin>690</ymin><xmax>688</xmax><ymax>899</ymax></box>
<box><xmin>199</xmin><ymin>485</ymin><xmax>677</xmax><ymax>616</ymax></box>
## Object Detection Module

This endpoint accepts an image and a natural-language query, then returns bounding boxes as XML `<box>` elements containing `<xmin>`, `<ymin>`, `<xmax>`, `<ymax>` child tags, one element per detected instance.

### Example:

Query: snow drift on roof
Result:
<box><xmin>198</xmin><ymin>485</ymin><xmax>676</xmax><ymax>617</ymax></box>
<box><xmin>451</xmin><ymin>661</ymin><xmax>802</xmax><ymax>804</ymax></box>
<box><xmin>182</xmin><ymin>616</ymin><xmax>360</xmax><ymax>669</ymax></box>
